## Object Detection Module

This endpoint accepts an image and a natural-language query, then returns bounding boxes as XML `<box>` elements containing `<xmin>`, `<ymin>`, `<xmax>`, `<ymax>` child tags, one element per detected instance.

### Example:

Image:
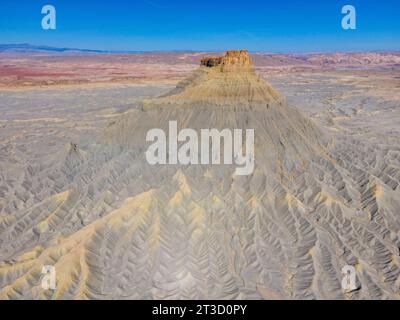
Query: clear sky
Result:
<box><xmin>0</xmin><ymin>0</ymin><xmax>399</xmax><ymax>52</ymax></box>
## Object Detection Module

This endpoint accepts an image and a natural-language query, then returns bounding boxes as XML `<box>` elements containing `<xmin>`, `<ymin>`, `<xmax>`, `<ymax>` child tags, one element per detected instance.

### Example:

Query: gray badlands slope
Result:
<box><xmin>0</xmin><ymin>51</ymin><xmax>400</xmax><ymax>299</ymax></box>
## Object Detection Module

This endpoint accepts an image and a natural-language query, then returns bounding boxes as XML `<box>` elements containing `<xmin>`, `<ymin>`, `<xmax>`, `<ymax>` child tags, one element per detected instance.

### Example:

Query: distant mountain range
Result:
<box><xmin>1</xmin><ymin>43</ymin><xmax>399</xmax><ymax>55</ymax></box>
<box><xmin>0</xmin><ymin>43</ymin><xmax>109</xmax><ymax>53</ymax></box>
<box><xmin>0</xmin><ymin>44</ymin><xmax>198</xmax><ymax>54</ymax></box>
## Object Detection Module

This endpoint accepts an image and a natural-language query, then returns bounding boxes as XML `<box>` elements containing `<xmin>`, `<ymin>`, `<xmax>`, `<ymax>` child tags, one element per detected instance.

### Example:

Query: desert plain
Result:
<box><xmin>0</xmin><ymin>49</ymin><xmax>399</xmax><ymax>299</ymax></box>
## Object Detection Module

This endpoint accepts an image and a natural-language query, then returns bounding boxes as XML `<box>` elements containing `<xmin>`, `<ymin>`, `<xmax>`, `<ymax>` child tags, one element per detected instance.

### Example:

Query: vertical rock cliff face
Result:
<box><xmin>201</xmin><ymin>50</ymin><xmax>254</xmax><ymax>71</ymax></box>
<box><xmin>1</xmin><ymin>51</ymin><xmax>399</xmax><ymax>300</ymax></box>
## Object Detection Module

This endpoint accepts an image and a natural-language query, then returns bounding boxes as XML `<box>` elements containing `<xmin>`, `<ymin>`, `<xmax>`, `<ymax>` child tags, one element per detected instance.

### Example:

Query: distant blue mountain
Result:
<box><xmin>0</xmin><ymin>44</ymin><xmax>198</xmax><ymax>54</ymax></box>
<box><xmin>0</xmin><ymin>43</ymin><xmax>107</xmax><ymax>53</ymax></box>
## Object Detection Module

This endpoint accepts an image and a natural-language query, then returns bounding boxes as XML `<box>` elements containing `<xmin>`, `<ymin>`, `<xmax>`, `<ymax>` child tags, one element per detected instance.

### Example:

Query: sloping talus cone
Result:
<box><xmin>104</xmin><ymin>50</ymin><xmax>330</xmax><ymax>176</ymax></box>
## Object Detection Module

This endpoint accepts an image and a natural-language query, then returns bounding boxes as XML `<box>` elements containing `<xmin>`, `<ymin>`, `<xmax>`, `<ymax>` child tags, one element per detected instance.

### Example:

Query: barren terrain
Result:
<box><xmin>0</xmin><ymin>51</ymin><xmax>399</xmax><ymax>299</ymax></box>
<box><xmin>1</xmin><ymin>50</ymin><xmax>399</xmax><ymax>88</ymax></box>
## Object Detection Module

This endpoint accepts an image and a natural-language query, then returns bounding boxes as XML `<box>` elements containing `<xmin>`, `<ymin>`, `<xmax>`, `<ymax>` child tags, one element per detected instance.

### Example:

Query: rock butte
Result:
<box><xmin>200</xmin><ymin>50</ymin><xmax>254</xmax><ymax>71</ymax></box>
<box><xmin>145</xmin><ymin>50</ymin><xmax>284</xmax><ymax>107</ymax></box>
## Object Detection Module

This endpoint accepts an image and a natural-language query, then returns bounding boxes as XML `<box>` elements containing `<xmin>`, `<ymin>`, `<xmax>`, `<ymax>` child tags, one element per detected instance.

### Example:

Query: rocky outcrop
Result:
<box><xmin>200</xmin><ymin>50</ymin><xmax>254</xmax><ymax>72</ymax></box>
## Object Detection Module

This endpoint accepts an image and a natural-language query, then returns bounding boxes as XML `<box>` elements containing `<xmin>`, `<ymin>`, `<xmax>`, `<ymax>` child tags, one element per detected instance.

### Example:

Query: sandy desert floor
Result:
<box><xmin>0</xmin><ymin>56</ymin><xmax>399</xmax><ymax>299</ymax></box>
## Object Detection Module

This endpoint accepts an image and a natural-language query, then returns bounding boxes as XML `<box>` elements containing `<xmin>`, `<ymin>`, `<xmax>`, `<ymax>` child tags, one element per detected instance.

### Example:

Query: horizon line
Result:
<box><xmin>1</xmin><ymin>43</ymin><xmax>400</xmax><ymax>55</ymax></box>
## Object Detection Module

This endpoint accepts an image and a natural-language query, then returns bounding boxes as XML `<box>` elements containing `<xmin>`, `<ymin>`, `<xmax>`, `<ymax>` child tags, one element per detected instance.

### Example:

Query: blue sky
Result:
<box><xmin>0</xmin><ymin>0</ymin><xmax>399</xmax><ymax>52</ymax></box>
